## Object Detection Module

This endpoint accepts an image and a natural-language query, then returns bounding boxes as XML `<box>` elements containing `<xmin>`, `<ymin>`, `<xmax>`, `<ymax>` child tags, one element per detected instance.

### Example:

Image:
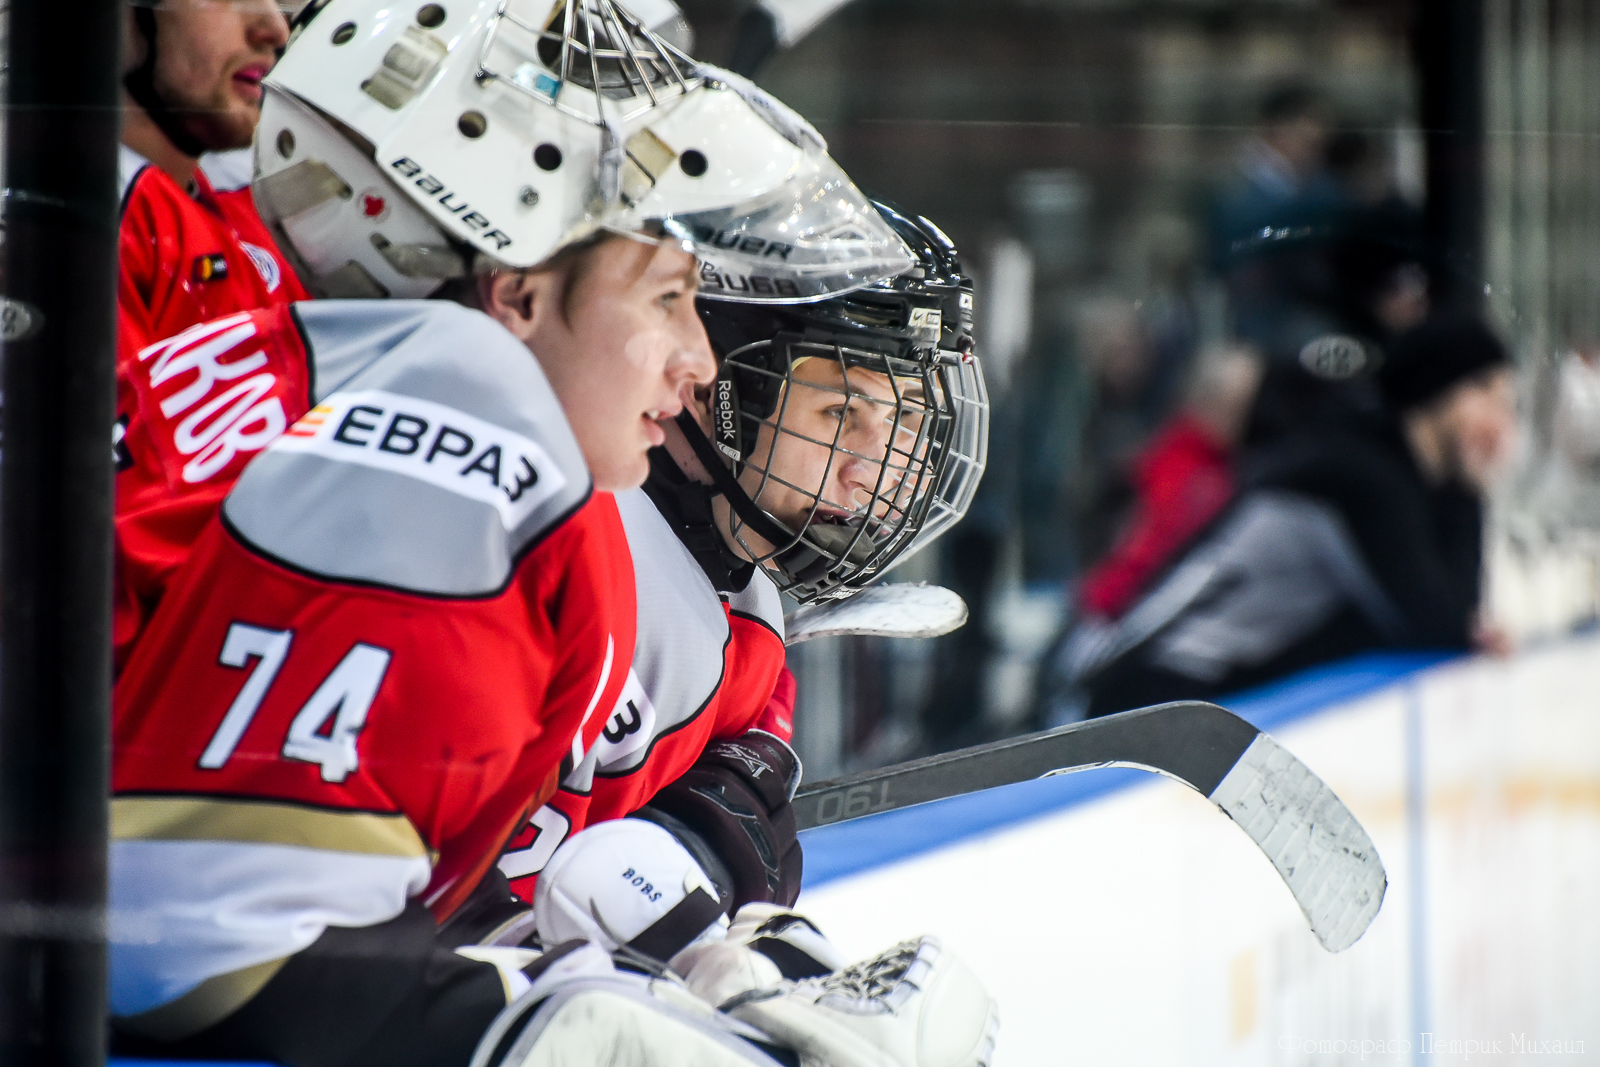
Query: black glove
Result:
<box><xmin>643</xmin><ymin>730</ymin><xmax>803</xmax><ymax>914</ymax></box>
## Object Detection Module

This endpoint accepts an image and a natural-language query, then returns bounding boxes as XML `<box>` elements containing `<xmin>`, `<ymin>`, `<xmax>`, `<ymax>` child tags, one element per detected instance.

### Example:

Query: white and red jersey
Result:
<box><xmin>497</xmin><ymin>487</ymin><xmax>792</xmax><ymax>902</ymax></box>
<box><xmin>118</xmin><ymin>145</ymin><xmax>308</xmax><ymax>356</ymax></box>
<box><xmin>110</xmin><ymin>301</ymin><xmax>635</xmax><ymax>1034</ymax></box>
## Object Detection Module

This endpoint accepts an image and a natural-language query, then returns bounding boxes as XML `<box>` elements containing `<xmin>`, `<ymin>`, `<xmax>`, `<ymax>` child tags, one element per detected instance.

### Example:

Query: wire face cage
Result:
<box><xmin>719</xmin><ymin>336</ymin><xmax>989</xmax><ymax>602</ymax></box>
<box><xmin>477</xmin><ymin>0</ymin><xmax>697</xmax><ymax>124</ymax></box>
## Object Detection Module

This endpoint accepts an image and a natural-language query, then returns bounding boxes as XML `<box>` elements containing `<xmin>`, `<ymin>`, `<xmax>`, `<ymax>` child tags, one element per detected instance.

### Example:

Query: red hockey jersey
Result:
<box><xmin>118</xmin><ymin>145</ymin><xmax>308</xmax><ymax>356</ymax></box>
<box><xmin>497</xmin><ymin>487</ymin><xmax>791</xmax><ymax>901</ymax></box>
<box><xmin>113</xmin><ymin>304</ymin><xmax>312</xmax><ymax>666</ymax></box>
<box><xmin>110</xmin><ymin>301</ymin><xmax>635</xmax><ymax>1035</ymax></box>
<box><xmin>114</xmin><ymin>147</ymin><xmax>311</xmax><ymax>665</ymax></box>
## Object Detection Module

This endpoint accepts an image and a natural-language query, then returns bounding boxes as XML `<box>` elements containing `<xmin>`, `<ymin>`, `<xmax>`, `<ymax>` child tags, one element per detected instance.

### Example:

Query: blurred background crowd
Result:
<box><xmin>670</xmin><ymin>0</ymin><xmax>1600</xmax><ymax>780</ymax></box>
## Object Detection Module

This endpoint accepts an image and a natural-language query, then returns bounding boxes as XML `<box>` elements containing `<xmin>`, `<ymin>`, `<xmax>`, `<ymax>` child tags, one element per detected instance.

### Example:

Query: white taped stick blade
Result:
<box><xmin>1207</xmin><ymin>732</ymin><xmax>1387</xmax><ymax>952</ymax></box>
<box><xmin>783</xmin><ymin>583</ymin><xmax>968</xmax><ymax>644</ymax></box>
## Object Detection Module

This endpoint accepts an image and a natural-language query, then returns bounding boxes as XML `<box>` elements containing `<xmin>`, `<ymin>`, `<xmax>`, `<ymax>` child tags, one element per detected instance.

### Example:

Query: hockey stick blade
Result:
<box><xmin>794</xmin><ymin>701</ymin><xmax>1386</xmax><ymax>953</ymax></box>
<box><xmin>784</xmin><ymin>584</ymin><xmax>968</xmax><ymax>645</ymax></box>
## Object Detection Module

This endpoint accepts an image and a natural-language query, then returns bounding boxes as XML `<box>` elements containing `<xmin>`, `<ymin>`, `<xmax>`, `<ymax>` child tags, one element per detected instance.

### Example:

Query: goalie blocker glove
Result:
<box><xmin>642</xmin><ymin>730</ymin><xmax>804</xmax><ymax>913</ymax></box>
<box><xmin>729</xmin><ymin>936</ymin><xmax>998</xmax><ymax>1067</ymax></box>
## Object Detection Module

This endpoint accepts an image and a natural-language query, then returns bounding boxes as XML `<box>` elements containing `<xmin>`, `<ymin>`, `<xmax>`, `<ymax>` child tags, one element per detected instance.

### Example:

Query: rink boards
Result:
<box><xmin>796</xmin><ymin>636</ymin><xmax>1600</xmax><ymax>1066</ymax></box>
<box><xmin>110</xmin><ymin>637</ymin><xmax>1600</xmax><ymax>1067</ymax></box>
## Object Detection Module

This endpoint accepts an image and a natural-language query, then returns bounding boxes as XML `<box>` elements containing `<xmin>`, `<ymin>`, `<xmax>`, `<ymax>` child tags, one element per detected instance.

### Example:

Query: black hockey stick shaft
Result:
<box><xmin>794</xmin><ymin>700</ymin><xmax>1387</xmax><ymax>954</ymax></box>
<box><xmin>794</xmin><ymin>701</ymin><xmax>1256</xmax><ymax>830</ymax></box>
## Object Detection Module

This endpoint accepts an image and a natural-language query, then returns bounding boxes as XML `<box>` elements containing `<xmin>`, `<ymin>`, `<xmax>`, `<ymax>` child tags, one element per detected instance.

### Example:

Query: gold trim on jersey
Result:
<box><xmin>113</xmin><ymin>955</ymin><xmax>289</xmax><ymax>1042</ymax></box>
<box><xmin>112</xmin><ymin>796</ymin><xmax>430</xmax><ymax>858</ymax></box>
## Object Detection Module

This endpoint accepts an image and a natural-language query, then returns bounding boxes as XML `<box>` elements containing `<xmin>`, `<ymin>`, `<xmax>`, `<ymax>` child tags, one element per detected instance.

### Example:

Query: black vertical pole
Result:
<box><xmin>0</xmin><ymin>0</ymin><xmax>123</xmax><ymax>1063</ymax></box>
<box><xmin>1415</xmin><ymin>0</ymin><xmax>1486</xmax><ymax>309</ymax></box>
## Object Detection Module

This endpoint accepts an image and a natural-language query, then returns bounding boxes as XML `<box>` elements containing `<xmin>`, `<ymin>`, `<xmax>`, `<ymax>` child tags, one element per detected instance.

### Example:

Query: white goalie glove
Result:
<box><xmin>676</xmin><ymin>905</ymin><xmax>997</xmax><ymax>1067</ymax></box>
<box><xmin>726</xmin><ymin>935</ymin><xmax>998</xmax><ymax>1067</ymax></box>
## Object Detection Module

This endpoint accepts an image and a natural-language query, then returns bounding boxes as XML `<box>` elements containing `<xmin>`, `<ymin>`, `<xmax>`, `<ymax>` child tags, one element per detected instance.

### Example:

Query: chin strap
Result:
<box><xmin>642</xmin><ymin>447</ymin><xmax>754</xmax><ymax>594</ymax></box>
<box><xmin>670</xmin><ymin>412</ymin><xmax>834</xmax><ymax>590</ymax></box>
<box><xmin>124</xmin><ymin>6</ymin><xmax>212</xmax><ymax>161</ymax></box>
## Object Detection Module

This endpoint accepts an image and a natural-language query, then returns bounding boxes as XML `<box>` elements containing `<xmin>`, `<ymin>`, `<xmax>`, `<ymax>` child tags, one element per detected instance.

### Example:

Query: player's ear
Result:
<box><xmin>479</xmin><ymin>268</ymin><xmax>562</xmax><ymax>345</ymax></box>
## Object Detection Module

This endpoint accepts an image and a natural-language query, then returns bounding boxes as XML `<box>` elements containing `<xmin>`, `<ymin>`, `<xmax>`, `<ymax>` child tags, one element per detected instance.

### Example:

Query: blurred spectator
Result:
<box><xmin>1073</xmin><ymin>295</ymin><xmax>1161</xmax><ymax>566</ymax></box>
<box><xmin>1234</xmin><ymin>198</ymin><xmax>1432</xmax><ymax>448</ymax></box>
<box><xmin>1078</xmin><ymin>343</ymin><xmax>1263</xmax><ymax>620</ymax></box>
<box><xmin>1209</xmin><ymin>82</ymin><xmax>1332</xmax><ymax>269</ymax></box>
<box><xmin>1054</xmin><ymin>313</ymin><xmax>1514</xmax><ymax>717</ymax></box>
<box><xmin>1031</xmin><ymin>343</ymin><xmax>1259</xmax><ymax>726</ymax></box>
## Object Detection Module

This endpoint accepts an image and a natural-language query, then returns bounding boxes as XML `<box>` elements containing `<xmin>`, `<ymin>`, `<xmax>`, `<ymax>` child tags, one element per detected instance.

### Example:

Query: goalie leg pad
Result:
<box><xmin>470</xmin><ymin>974</ymin><xmax>789</xmax><ymax>1067</ymax></box>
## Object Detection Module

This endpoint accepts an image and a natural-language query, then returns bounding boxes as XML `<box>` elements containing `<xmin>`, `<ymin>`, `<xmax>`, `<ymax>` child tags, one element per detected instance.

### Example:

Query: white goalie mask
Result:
<box><xmin>255</xmin><ymin>0</ymin><xmax>912</xmax><ymax>299</ymax></box>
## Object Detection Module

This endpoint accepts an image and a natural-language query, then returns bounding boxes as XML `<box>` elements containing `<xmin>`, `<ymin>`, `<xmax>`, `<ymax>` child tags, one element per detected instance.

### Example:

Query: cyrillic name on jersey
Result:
<box><xmin>136</xmin><ymin>313</ymin><xmax>289</xmax><ymax>485</ymax></box>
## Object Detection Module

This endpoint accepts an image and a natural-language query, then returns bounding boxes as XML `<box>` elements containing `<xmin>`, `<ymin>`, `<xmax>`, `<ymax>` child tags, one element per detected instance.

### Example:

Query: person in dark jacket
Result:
<box><xmin>1062</xmin><ymin>313</ymin><xmax>1515</xmax><ymax>717</ymax></box>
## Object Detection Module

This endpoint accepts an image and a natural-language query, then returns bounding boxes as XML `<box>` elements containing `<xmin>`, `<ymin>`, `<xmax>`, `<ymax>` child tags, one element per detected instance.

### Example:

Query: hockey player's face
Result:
<box><xmin>131</xmin><ymin>0</ymin><xmax>289</xmax><ymax>153</ymax></box>
<box><xmin>531</xmin><ymin>239</ymin><xmax>716</xmax><ymax>491</ymax></box>
<box><xmin>737</xmin><ymin>358</ymin><xmax>927</xmax><ymax>550</ymax></box>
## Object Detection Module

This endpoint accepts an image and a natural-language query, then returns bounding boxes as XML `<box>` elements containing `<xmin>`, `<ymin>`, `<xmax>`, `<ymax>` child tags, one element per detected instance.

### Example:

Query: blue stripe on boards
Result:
<box><xmin>799</xmin><ymin>650</ymin><xmax>1459</xmax><ymax>889</ymax></box>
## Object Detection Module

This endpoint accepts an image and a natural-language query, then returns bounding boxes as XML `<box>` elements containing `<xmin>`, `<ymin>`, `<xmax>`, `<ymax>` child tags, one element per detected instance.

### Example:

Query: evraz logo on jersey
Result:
<box><xmin>137</xmin><ymin>313</ymin><xmax>289</xmax><ymax>485</ymax></box>
<box><xmin>273</xmin><ymin>389</ymin><xmax>567</xmax><ymax>530</ymax></box>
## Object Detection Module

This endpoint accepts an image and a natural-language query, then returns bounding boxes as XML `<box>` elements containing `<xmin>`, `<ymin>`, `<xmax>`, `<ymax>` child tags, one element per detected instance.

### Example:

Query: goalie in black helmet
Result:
<box><xmin>654</xmin><ymin>201</ymin><xmax>990</xmax><ymax>605</ymax></box>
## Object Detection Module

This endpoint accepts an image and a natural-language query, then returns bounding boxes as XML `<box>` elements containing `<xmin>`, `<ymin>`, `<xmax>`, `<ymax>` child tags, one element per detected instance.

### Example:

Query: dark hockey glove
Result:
<box><xmin>645</xmin><ymin>730</ymin><xmax>803</xmax><ymax>914</ymax></box>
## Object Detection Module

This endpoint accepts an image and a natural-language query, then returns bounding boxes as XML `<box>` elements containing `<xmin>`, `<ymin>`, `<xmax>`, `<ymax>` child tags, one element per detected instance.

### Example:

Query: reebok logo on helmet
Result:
<box><xmin>713</xmin><ymin>379</ymin><xmax>741</xmax><ymax>461</ymax></box>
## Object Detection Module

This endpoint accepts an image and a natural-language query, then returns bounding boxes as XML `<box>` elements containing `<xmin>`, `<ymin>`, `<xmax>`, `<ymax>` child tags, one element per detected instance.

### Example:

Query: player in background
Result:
<box><xmin>109</xmin><ymin>1</ymin><xmax>912</xmax><ymax>1063</ymax></box>
<box><xmin>116</xmin><ymin>0</ymin><xmax>312</xmax><ymax>662</ymax></box>
<box><xmin>490</xmin><ymin>205</ymin><xmax>989</xmax><ymax>937</ymax></box>
<box><xmin>119</xmin><ymin>0</ymin><xmax>308</xmax><ymax>345</ymax></box>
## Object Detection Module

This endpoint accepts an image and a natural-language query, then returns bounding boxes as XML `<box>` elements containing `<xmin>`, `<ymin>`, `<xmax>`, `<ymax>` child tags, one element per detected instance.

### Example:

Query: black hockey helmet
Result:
<box><xmin>674</xmin><ymin>201</ymin><xmax>989</xmax><ymax>603</ymax></box>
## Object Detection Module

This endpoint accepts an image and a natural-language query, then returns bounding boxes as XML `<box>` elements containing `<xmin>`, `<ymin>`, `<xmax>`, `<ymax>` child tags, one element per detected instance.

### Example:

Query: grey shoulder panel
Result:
<box><xmin>293</xmin><ymin>300</ymin><xmax>453</xmax><ymax>401</ymax></box>
<box><xmin>724</xmin><ymin>569</ymin><xmax>784</xmax><ymax>641</ymax></box>
<box><xmin>224</xmin><ymin>302</ymin><xmax>591</xmax><ymax>597</ymax></box>
<box><xmin>571</xmin><ymin>491</ymin><xmax>731</xmax><ymax>784</ymax></box>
